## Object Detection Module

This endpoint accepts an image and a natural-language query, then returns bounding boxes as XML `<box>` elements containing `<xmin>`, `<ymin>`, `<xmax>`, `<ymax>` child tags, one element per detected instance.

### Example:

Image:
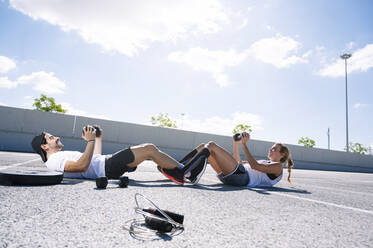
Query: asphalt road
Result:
<box><xmin>1</xmin><ymin>151</ymin><xmax>372</xmax><ymax>248</ymax></box>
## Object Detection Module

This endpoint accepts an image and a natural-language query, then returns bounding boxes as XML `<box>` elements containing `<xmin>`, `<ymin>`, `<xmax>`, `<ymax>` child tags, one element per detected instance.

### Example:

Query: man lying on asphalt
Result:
<box><xmin>31</xmin><ymin>125</ymin><xmax>210</xmax><ymax>185</ymax></box>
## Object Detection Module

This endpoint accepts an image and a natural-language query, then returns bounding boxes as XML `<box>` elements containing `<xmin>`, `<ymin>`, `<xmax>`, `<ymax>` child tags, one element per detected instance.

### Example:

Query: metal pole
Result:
<box><xmin>344</xmin><ymin>58</ymin><xmax>349</xmax><ymax>152</ymax></box>
<box><xmin>327</xmin><ymin>127</ymin><xmax>330</xmax><ymax>150</ymax></box>
<box><xmin>72</xmin><ymin>115</ymin><xmax>77</xmax><ymax>134</ymax></box>
<box><xmin>181</xmin><ymin>113</ymin><xmax>185</xmax><ymax>129</ymax></box>
<box><xmin>341</xmin><ymin>53</ymin><xmax>351</xmax><ymax>152</ymax></box>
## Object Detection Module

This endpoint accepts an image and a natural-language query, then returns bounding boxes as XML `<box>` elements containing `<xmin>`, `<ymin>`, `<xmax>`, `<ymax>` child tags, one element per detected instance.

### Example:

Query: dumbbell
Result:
<box><xmin>95</xmin><ymin>176</ymin><xmax>129</xmax><ymax>189</ymax></box>
<box><xmin>119</xmin><ymin>176</ymin><xmax>129</xmax><ymax>188</ymax></box>
<box><xmin>233</xmin><ymin>133</ymin><xmax>242</xmax><ymax>141</ymax></box>
<box><xmin>96</xmin><ymin>176</ymin><xmax>108</xmax><ymax>189</ymax></box>
<box><xmin>82</xmin><ymin>125</ymin><xmax>102</xmax><ymax>137</ymax></box>
<box><xmin>92</xmin><ymin>125</ymin><xmax>101</xmax><ymax>137</ymax></box>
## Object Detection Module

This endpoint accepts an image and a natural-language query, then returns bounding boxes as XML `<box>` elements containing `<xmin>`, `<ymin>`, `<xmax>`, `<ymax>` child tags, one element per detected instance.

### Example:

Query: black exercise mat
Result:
<box><xmin>0</xmin><ymin>168</ymin><xmax>63</xmax><ymax>186</ymax></box>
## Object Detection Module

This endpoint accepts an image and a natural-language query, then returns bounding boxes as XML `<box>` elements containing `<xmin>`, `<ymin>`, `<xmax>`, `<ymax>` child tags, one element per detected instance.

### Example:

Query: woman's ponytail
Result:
<box><xmin>287</xmin><ymin>157</ymin><xmax>294</xmax><ymax>183</ymax></box>
<box><xmin>276</xmin><ymin>143</ymin><xmax>294</xmax><ymax>184</ymax></box>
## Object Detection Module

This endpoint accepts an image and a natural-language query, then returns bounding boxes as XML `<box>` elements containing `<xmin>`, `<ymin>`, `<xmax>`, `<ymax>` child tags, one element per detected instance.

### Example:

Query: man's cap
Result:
<box><xmin>31</xmin><ymin>132</ymin><xmax>47</xmax><ymax>162</ymax></box>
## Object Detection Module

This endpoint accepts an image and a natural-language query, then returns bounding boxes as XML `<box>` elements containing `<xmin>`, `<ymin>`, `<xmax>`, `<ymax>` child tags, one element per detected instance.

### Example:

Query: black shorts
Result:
<box><xmin>105</xmin><ymin>148</ymin><xmax>136</xmax><ymax>179</ymax></box>
<box><xmin>217</xmin><ymin>164</ymin><xmax>250</xmax><ymax>187</ymax></box>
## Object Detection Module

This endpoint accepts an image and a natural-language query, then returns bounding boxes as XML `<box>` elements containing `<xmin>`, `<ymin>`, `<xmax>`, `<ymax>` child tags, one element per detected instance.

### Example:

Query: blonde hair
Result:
<box><xmin>275</xmin><ymin>143</ymin><xmax>294</xmax><ymax>183</ymax></box>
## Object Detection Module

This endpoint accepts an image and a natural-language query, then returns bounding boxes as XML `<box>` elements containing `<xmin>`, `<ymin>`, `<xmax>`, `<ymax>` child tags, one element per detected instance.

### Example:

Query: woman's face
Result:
<box><xmin>268</xmin><ymin>144</ymin><xmax>284</xmax><ymax>162</ymax></box>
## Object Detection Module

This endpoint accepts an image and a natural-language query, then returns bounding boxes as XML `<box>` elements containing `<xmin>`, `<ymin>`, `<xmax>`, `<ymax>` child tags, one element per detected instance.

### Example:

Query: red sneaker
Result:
<box><xmin>160</xmin><ymin>167</ymin><xmax>185</xmax><ymax>185</ymax></box>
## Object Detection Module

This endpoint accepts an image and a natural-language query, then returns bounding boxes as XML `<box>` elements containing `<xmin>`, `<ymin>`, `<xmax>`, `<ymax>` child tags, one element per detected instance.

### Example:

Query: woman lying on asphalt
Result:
<box><xmin>184</xmin><ymin>132</ymin><xmax>294</xmax><ymax>187</ymax></box>
<box><xmin>31</xmin><ymin>125</ymin><xmax>208</xmax><ymax>185</ymax></box>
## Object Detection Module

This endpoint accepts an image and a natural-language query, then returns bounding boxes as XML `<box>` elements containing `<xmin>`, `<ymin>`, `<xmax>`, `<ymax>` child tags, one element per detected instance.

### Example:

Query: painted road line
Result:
<box><xmin>270</xmin><ymin>191</ymin><xmax>373</xmax><ymax>215</ymax></box>
<box><xmin>290</xmin><ymin>182</ymin><xmax>373</xmax><ymax>197</ymax></box>
<box><xmin>125</xmin><ymin>163</ymin><xmax>373</xmax><ymax>215</ymax></box>
<box><xmin>201</xmin><ymin>177</ymin><xmax>373</xmax><ymax>216</ymax></box>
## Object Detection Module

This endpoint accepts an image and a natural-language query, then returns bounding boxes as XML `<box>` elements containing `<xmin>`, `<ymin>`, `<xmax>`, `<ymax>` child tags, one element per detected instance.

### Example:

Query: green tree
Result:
<box><xmin>151</xmin><ymin>113</ymin><xmax>177</xmax><ymax>128</ymax></box>
<box><xmin>32</xmin><ymin>94</ymin><xmax>67</xmax><ymax>113</ymax></box>
<box><xmin>298</xmin><ymin>137</ymin><xmax>315</xmax><ymax>148</ymax></box>
<box><xmin>232</xmin><ymin>124</ymin><xmax>252</xmax><ymax>134</ymax></box>
<box><xmin>346</xmin><ymin>142</ymin><xmax>368</xmax><ymax>155</ymax></box>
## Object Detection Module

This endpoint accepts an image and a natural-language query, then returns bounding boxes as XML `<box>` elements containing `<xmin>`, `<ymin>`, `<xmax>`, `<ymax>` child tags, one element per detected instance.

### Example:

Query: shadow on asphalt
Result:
<box><xmin>247</xmin><ymin>186</ymin><xmax>311</xmax><ymax>195</ymax></box>
<box><xmin>55</xmin><ymin>178</ymin><xmax>312</xmax><ymax>195</ymax></box>
<box><xmin>130</xmin><ymin>180</ymin><xmax>312</xmax><ymax>194</ymax></box>
<box><xmin>130</xmin><ymin>180</ymin><xmax>250</xmax><ymax>192</ymax></box>
<box><xmin>61</xmin><ymin>179</ymin><xmax>85</xmax><ymax>185</ymax></box>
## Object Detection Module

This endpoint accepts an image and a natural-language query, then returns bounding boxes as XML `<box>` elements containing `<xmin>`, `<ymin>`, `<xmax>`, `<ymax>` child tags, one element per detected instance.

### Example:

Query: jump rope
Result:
<box><xmin>122</xmin><ymin>193</ymin><xmax>184</xmax><ymax>240</ymax></box>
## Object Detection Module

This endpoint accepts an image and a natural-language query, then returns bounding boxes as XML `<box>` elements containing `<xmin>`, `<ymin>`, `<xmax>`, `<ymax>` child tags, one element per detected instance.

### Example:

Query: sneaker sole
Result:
<box><xmin>160</xmin><ymin>169</ymin><xmax>184</xmax><ymax>185</ymax></box>
<box><xmin>189</xmin><ymin>159</ymin><xmax>207</xmax><ymax>185</ymax></box>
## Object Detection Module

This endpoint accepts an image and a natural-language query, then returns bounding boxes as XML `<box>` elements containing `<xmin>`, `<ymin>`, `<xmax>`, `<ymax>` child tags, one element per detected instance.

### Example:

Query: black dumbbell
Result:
<box><xmin>96</xmin><ymin>176</ymin><xmax>108</xmax><ymax>189</ymax></box>
<box><xmin>82</xmin><ymin>125</ymin><xmax>101</xmax><ymax>137</ymax></box>
<box><xmin>233</xmin><ymin>133</ymin><xmax>242</xmax><ymax>141</ymax></box>
<box><xmin>93</xmin><ymin>125</ymin><xmax>101</xmax><ymax>137</ymax></box>
<box><xmin>119</xmin><ymin>176</ymin><xmax>129</xmax><ymax>188</ymax></box>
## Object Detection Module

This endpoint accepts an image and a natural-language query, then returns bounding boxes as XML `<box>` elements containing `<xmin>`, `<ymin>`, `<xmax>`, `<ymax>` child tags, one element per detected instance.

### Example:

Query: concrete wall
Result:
<box><xmin>1</xmin><ymin>105</ymin><xmax>372</xmax><ymax>173</ymax></box>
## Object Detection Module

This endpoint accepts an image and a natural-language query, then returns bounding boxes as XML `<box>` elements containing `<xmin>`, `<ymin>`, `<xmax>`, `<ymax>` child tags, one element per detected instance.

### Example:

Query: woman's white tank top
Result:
<box><xmin>243</xmin><ymin>160</ymin><xmax>282</xmax><ymax>187</ymax></box>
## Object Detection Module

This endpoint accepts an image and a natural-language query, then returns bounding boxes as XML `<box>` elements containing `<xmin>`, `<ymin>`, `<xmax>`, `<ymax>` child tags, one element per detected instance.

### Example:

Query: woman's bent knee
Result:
<box><xmin>196</xmin><ymin>143</ymin><xmax>205</xmax><ymax>150</ymax></box>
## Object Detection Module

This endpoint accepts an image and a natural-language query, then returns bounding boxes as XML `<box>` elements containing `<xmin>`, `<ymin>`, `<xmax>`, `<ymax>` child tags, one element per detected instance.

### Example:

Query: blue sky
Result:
<box><xmin>0</xmin><ymin>0</ymin><xmax>372</xmax><ymax>152</ymax></box>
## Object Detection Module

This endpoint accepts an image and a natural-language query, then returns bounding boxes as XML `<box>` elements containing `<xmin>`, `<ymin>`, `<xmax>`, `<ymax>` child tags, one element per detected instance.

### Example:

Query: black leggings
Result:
<box><xmin>105</xmin><ymin>148</ymin><xmax>136</xmax><ymax>179</ymax></box>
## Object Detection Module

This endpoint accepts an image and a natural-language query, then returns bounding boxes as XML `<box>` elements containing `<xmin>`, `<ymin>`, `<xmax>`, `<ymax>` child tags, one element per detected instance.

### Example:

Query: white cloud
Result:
<box><xmin>0</xmin><ymin>77</ymin><xmax>18</xmax><ymax>88</ymax></box>
<box><xmin>169</xmin><ymin>47</ymin><xmax>248</xmax><ymax>87</ymax></box>
<box><xmin>174</xmin><ymin>112</ymin><xmax>263</xmax><ymax>135</ymax></box>
<box><xmin>347</xmin><ymin>42</ymin><xmax>356</xmax><ymax>50</ymax></box>
<box><xmin>17</xmin><ymin>71</ymin><xmax>66</xmax><ymax>94</ymax></box>
<box><xmin>169</xmin><ymin>35</ymin><xmax>307</xmax><ymax>86</ymax></box>
<box><xmin>238</xmin><ymin>18</ymin><xmax>248</xmax><ymax>29</ymax></box>
<box><xmin>319</xmin><ymin>44</ymin><xmax>373</xmax><ymax>78</ymax></box>
<box><xmin>302</xmin><ymin>50</ymin><xmax>313</xmax><ymax>58</ymax></box>
<box><xmin>0</xmin><ymin>56</ymin><xmax>16</xmax><ymax>74</ymax></box>
<box><xmin>10</xmin><ymin>0</ymin><xmax>229</xmax><ymax>56</ymax></box>
<box><xmin>61</xmin><ymin>102</ymin><xmax>110</xmax><ymax>120</ymax></box>
<box><xmin>316</xmin><ymin>45</ymin><xmax>325</xmax><ymax>52</ymax></box>
<box><xmin>17</xmin><ymin>99</ymin><xmax>109</xmax><ymax>119</ymax></box>
<box><xmin>266</xmin><ymin>25</ymin><xmax>273</xmax><ymax>30</ymax></box>
<box><xmin>248</xmin><ymin>35</ymin><xmax>308</xmax><ymax>68</ymax></box>
<box><xmin>0</xmin><ymin>71</ymin><xmax>66</xmax><ymax>94</ymax></box>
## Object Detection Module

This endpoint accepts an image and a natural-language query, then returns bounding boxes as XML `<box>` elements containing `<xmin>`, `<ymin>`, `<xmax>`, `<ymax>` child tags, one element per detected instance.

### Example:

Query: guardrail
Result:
<box><xmin>1</xmin><ymin>105</ymin><xmax>372</xmax><ymax>173</ymax></box>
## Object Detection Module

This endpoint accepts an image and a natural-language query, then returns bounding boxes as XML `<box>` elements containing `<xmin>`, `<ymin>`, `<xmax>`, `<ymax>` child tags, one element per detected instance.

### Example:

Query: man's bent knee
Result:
<box><xmin>142</xmin><ymin>143</ymin><xmax>159</xmax><ymax>154</ymax></box>
<box><xmin>206</xmin><ymin>141</ymin><xmax>216</xmax><ymax>149</ymax></box>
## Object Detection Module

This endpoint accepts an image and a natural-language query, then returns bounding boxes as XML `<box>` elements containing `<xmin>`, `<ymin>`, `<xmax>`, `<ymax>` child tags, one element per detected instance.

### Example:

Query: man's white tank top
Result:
<box><xmin>243</xmin><ymin>160</ymin><xmax>282</xmax><ymax>187</ymax></box>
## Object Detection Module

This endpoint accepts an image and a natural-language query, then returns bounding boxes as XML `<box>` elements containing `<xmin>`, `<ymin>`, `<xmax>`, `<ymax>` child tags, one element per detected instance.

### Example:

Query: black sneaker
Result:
<box><xmin>160</xmin><ymin>167</ymin><xmax>185</xmax><ymax>185</ymax></box>
<box><xmin>179</xmin><ymin>149</ymin><xmax>198</xmax><ymax>164</ymax></box>
<box><xmin>185</xmin><ymin>156</ymin><xmax>207</xmax><ymax>185</ymax></box>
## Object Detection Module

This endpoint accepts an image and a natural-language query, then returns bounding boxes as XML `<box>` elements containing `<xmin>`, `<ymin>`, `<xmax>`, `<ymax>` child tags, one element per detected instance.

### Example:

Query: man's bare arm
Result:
<box><xmin>93</xmin><ymin>138</ymin><xmax>102</xmax><ymax>155</ymax></box>
<box><xmin>93</xmin><ymin>126</ymin><xmax>103</xmax><ymax>155</ymax></box>
<box><xmin>65</xmin><ymin>141</ymin><xmax>95</xmax><ymax>172</ymax></box>
<box><xmin>64</xmin><ymin>125</ymin><xmax>96</xmax><ymax>172</ymax></box>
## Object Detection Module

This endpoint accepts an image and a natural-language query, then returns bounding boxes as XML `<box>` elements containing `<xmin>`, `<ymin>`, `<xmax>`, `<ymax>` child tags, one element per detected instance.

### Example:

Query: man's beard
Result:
<box><xmin>55</xmin><ymin>140</ymin><xmax>64</xmax><ymax>149</ymax></box>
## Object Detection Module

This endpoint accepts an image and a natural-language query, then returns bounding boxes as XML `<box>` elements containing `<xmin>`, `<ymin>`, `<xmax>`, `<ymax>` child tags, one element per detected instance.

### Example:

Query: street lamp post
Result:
<box><xmin>180</xmin><ymin>113</ymin><xmax>185</xmax><ymax>129</ymax></box>
<box><xmin>340</xmin><ymin>53</ymin><xmax>352</xmax><ymax>152</ymax></box>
